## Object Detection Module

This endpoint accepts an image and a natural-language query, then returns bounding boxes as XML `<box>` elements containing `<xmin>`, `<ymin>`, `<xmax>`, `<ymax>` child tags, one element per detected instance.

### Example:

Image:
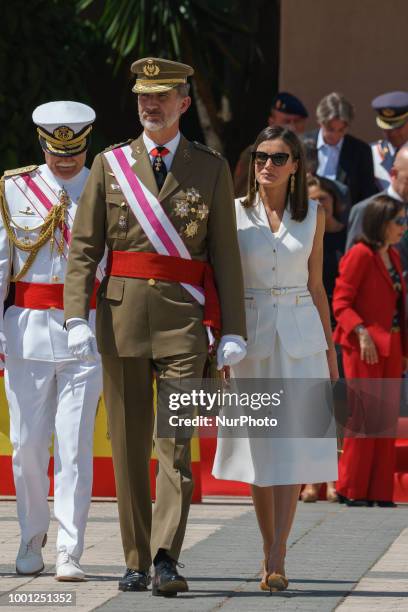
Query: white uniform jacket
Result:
<box><xmin>0</xmin><ymin>164</ymin><xmax>106</xmax><ymax>361</ymax></box>
<box><xmin>235</xmin><ymin>197</ymin><xmax>328</xmax><ymax>360</ymax></box>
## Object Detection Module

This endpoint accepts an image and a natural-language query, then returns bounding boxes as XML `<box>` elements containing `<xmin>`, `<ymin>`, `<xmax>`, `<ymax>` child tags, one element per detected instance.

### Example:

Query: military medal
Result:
<box><xmin>118</xmin><ymin>215</ymin><xmax>128</xmax><ymax>231</ymax></box>
<box><xmin>174</xmin><ymin>199</ymin><xmax>190</xmax><ymax>218</ymax></box>
<box><xmin>197</xmin><ymin>202</ymin><xmax>209</xmax><ymax>220</ymax></box>
<box><xmin>185</xmin><ymin>220</ymin><xmax>199</xmax><ymax>238</ymax></box>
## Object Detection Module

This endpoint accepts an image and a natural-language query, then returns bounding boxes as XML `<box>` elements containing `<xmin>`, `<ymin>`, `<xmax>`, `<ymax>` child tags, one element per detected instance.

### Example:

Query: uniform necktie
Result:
<box><xmin>150</xmin><ymin>146</ymin><xmax>170</xmax><ymax>190</ymax></box>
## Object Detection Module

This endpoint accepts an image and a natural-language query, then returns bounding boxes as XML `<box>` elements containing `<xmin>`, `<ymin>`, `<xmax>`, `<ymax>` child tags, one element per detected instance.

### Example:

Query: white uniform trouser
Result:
<box><xmin>6</xmin><ymin>358</ymin><xmax>102</xmax><ymax>559</ymax></box>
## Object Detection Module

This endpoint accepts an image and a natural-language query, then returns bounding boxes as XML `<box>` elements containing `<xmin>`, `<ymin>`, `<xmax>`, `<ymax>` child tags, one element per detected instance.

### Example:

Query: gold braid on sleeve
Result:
<box><xmin>0</xmin><ymin>177</ymin><xmax>68</xmax><ymax>281</ymax></box>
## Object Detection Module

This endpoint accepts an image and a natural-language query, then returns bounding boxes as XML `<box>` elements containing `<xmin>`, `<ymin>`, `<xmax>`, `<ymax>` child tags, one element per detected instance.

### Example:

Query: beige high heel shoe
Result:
<box><xmin>260</xmin><ymin>561</ymin><xmax>289</xmax><ymax>593</ymax></box>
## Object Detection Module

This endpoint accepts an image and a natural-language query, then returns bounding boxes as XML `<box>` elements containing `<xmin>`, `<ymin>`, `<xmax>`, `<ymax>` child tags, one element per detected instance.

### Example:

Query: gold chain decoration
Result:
<box><xmin>0</xmin><ymin>177</ymin><xmax>68</xmax><ymax>281</ymax></box>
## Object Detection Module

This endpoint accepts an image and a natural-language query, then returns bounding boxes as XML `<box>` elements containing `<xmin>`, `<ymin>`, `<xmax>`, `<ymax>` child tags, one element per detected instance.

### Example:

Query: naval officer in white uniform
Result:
<box><xmin>0</xmin><ymin>102</ymin><xmax>104</xmax><ymax>581</ymax></box>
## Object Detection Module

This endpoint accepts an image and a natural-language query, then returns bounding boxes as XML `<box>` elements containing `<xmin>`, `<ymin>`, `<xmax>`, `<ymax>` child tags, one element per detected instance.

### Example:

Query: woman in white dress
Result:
<box><xmin>212</xmin><ymin>126</ymin><xmax>339</xmax><ymax>592</ymax></box>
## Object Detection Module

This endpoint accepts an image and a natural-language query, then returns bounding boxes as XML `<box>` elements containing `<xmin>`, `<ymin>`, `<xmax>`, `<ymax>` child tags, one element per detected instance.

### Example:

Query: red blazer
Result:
<box><xmin>333</xmin><ymin>242</ymin><xmax>408</xmax><ymax>357</ymax></box>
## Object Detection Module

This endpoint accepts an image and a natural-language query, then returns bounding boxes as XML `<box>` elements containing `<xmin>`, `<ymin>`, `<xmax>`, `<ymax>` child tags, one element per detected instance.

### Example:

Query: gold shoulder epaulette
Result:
<box><xmin>103</xmin><ymin>138</ymin><xmax>134</xmax><ymax>153</ymax></box>
<box><xmin>3</xmin><ymin>164</ymin><xmax>38</xmax><ymax>178</ymax></box>
<box><xmin>193</xmin><ymin>141</ymin><xmax>223</xmax><ymax>159</ymax></box>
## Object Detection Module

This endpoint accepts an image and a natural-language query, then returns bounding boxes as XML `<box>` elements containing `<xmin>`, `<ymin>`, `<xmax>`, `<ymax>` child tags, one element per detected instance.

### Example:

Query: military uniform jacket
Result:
<box><xmin>0</xmin><ymin>164</ymin><xmax>106</xmax><ymax>361</ymax></box>
<box><xmin>64</xmin><ymin>133</ymin><xmax>246</xmax><ymax>358</ymax></box>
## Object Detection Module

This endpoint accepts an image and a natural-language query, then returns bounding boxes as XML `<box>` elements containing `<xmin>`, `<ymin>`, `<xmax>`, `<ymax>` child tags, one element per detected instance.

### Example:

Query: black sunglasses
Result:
<box><xmin>392</xmin><ymin>216</ymin><xmax>408</xmax><ymax>226</ymax></box>
<box><xmin>251</xmin><ymin>151</ymin><xmax>291</xmax><ymax>166</ymax></box>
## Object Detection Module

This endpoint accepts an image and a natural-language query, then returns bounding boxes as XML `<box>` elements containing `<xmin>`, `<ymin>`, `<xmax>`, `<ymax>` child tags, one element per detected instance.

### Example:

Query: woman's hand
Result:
<box><xmin>402</xmin><ymin>357</ymin><xmax>408</xmax><ymax>372</ymax></box>
<box><xmin>327</xmin><ymin>346</ymin><xmax>339</xmax><ymax>382</ymax></box>
<box><xmin>357</xmin><ymin>328</ymin><xmax>378</xmax><ymax>365</ymax></box>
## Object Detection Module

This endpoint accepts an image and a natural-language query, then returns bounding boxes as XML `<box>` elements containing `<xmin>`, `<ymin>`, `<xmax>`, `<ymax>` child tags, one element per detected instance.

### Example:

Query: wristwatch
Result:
<box><xmin>355</xmin><ymin>324</ymin><xmax>366</xmax><ymax>335</ymax></box>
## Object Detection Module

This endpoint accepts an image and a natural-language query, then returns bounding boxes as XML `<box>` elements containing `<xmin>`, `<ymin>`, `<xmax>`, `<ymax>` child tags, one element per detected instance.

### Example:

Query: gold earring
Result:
<box><xmin>290</xmin><ymin>174</ymin><xmax>295</xmax><ymax>193</ymax></box>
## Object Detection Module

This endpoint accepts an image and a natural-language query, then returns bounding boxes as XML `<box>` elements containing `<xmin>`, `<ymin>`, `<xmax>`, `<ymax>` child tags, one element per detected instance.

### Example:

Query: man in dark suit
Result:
<box><xmin>304</xmin><ymin>92</ymin><xmax>377</xmax><ymax>205</ymax></box>
<box><xmin>346</xmin><ymin>144</ymin><xmax>408</xmax><ymax>252</ymax></box>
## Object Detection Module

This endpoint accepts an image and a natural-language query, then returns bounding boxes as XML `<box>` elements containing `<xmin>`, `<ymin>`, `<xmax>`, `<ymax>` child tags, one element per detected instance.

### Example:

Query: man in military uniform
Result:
<box><xmin>233</xmin><ymin>92</ymin><xmax>308</xmax><ymax>197</ymax></box>
<box><xmin>371</xmin><ymin>91</ymin><xmax>408</xmax><ymax>190</ymax></box>
<box><xmin>64</xmin><ymin>58</ymin><xmax>246</xmax><ymax>596</ymax></box>
<box><xmin>0</xmin><ymin>101</ymin><xmax>103</xmax><ymax>580</ymax></box>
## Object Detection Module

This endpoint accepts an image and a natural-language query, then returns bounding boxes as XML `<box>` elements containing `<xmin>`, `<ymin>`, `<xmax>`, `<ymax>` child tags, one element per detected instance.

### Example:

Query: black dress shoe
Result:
<box><xmin>118</xmin><ymin>568</ymin><xmax>151</xmax><ymax>592</ymax></box>
<box><xmin>345</xmin><ymin>498</ymin><xmax>373</xmax><ymax>507</ymax></box>
<box><xmin>336</xmin><ymin>492</ymin><xmax>346</xmax><ymax>504</ymax></box>
<box><xmin>376</xmin><ymin>501</ymin><xmax>397</xmax><ymax>508</ymax></box>
<box><xmin>152</xmin><ymin>555</ymin><xmax>188</xmax><ymax>597</ymax></box>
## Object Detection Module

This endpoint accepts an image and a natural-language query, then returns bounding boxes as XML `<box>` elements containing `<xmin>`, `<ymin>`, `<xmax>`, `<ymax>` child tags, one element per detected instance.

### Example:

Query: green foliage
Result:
<box><xmin>78</xmin><ymin>0</ymin><xmax>256</xmax><ymax>72</ymax></box>
<box><xmin>0</xmin><ymin>0</ymin><xmax>99</xmax><ymax>170</ymax></box>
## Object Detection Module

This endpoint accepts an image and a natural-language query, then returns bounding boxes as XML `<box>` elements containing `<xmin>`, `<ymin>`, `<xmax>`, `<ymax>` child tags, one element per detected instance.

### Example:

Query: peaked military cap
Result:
<box><xmin>371</xmin><ymin>91</ymin><xmax>408</xmax><ymax>130</ymax></box>
<box><xmin>131</xmin><ymin>57</ymin><xmax>194</xmax><ymax>94</ymax></box>
<box><xmin>271</xmin><ymin>92</ymin><xmax>308</xmax><ymax>118</ymax></box>
<box><xmin>32</xmin><ymin>101</ymin><xmax>96</xmax><ymax>157</ymax></box>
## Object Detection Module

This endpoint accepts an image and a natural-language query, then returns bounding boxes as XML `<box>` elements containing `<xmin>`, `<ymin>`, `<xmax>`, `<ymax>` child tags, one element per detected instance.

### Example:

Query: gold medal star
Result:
<box><xmin>185</xmin><ymin>220</ymin><xmax>199</xmax><ymax>238</ymax></box>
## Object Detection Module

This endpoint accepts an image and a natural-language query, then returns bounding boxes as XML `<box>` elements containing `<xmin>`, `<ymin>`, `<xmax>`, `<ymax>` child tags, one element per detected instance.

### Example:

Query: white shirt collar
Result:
<box><xmin>143</xmin><ymin>131</ymin><xmax>181</xmax><ymax>156</ymax></box>
<box><xmin>317</xmin><ymin>128</ymin><xmax>344</xmax><ymax>151</ymax></box>
<box><xmin>387</xmin><ymin>183</ymin><xmax>404</xmax><ymax>202</ymax></box>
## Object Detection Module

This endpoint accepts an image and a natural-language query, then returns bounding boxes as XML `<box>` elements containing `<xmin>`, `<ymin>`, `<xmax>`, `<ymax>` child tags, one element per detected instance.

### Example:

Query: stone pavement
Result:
<box><xmin>0</xmin><ymin>497</ymin><xmax>408</xmax><ymax>611</ymax></box>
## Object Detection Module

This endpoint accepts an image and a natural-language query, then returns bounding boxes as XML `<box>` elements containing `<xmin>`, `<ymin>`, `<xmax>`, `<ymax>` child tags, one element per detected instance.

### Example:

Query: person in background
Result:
<box><xmin>346</xmin><ymin>145</ymin><xmax>408</xmax><ymax>252</ymax></box>
<box><xmin>234</xmin><ymin>92</ymin><xmax>308</xmax><ymax>197</ymax></box>
<box><xmin>301</xmin><ymin>175</ymin><xmax>346</xmax><ymax>503</ymax></box>
<box><xmin>303</xmin><ymin>137</ymin><xmax>351</xmax><ymax>222</ymax></box>
<box><xmin>333</xmin><ymin>195</ymin><xmax>408</xmax><ymax>507</ymax></box>
<box><xmin>304</xmin><ymin>92</ymin><xmax>377</xmax><ymax>205</ymax></box>
<box><xmin>371</xmin><ymin>91</ymin><xmax>408</xmax><ymax>191</ymax></box>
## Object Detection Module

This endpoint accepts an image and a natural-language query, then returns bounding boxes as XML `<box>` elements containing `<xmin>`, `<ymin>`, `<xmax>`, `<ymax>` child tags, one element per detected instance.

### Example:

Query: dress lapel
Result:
<box><xmin>129</xmin><ymin>135</ymin><xmax>159</xmax><ymax>197</ymax></box>
<box><xmin>158</xmin><ymin>135</ymin><xmax>193</xmax><ymax>202</ymax></box>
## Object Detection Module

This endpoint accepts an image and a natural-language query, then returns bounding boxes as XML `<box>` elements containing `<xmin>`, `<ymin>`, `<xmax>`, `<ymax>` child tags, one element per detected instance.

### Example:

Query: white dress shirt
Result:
<box><xmin>142</xmin><ymin>131</ymin><xmax>181</xmax><ymax>171</ymax></box>
<box><xmin>387</xmin><ymin>183</ymin><xmax>404</xmax><ymax>202</ymax></box>
<box><xmin>317</xmin><ymin>128</ymin><xmax>344</xmax><ymax>180</ymax></box>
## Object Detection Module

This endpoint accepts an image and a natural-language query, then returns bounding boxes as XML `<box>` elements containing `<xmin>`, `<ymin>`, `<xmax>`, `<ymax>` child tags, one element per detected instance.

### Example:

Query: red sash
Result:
<box><xmin>106</xmin><ymin>251</ymin><xmax>221</xmax><ymax>332</ymax></box>
<box><xmin>14</xmin><ymin>281</ymin><xmax>99</xmax><ymax>310</ymax></box>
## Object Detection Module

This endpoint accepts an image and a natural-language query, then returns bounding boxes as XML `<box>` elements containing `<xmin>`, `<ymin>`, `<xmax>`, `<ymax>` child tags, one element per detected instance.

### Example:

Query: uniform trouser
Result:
<box><xmin>337</xmin><ymin>332</ymin><xmax>402</xmax><ymax>501</ymax></box>
<box><xmin>6</xmin><ymin>358</ymin><xmax>102</xmax><ymax>558</ymax></box>
<box><xmin>102</xmin><ymin>352</ymin><xmax>207</xmax><ymax>572</ymax></box>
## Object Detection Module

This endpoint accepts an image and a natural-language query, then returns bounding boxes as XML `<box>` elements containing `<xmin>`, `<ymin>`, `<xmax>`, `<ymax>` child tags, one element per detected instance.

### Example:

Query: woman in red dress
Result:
<box><xmin>333</xmin><ymin>194</ymin><xmax>408</xmax><ymax>506</ymax></box>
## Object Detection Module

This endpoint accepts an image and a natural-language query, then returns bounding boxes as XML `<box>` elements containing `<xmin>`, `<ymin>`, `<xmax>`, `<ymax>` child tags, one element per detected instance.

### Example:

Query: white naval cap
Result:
<box><xmin>32</xmin><ymin>101</ymin><xmax>96</xmax><ymax>157</ymax></box>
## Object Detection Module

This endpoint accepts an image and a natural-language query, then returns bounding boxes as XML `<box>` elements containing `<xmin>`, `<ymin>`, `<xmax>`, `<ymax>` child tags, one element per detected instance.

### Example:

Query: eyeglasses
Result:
<box><xmin>251</xmin><ymin>151</ymin><xmax>291</xmax><ymax>166</ymax></box>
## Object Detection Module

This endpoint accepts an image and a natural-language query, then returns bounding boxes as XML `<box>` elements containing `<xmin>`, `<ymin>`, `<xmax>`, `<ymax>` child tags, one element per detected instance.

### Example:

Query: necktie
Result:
<box><xmin>150</xmin><ymin>146</ymin><xmax>170</xmax><ymax>190</ymax></box>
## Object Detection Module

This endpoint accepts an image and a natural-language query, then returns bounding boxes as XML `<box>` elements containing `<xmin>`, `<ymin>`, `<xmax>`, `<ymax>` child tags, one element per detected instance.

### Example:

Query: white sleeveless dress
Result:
<box><xmin>212</xmin><ymin>197</ymin><xmax>339</xmax><ymax>486</ymax></box>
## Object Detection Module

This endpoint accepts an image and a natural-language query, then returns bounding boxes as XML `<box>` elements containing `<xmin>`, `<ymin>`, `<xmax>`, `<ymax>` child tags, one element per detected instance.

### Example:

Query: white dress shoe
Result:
<box><xmin>16</xmin><ymin>533</ymin><xmax>47</xmax><ymax>575</ymax></box>
<box><xmin>55</xmin><ymin>551</ymin><xmax>85</xmax><ymax>581</ymax></box>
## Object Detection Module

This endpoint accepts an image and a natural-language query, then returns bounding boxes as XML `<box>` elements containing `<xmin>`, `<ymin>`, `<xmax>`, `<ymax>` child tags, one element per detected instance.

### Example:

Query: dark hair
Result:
<box><xmin>307</xmin><ymin>175</ymin><xmax>344</xmax><ymax>222</ymax></box>
<box><xmin>241</xmin><ymin>125</ymin><xmax>308</xmax><ymax>222</ymax></box>
<box><xmin>359</xmin><ymin>195</ymin><xmax>405</xmax><ymax>250</ymax></box>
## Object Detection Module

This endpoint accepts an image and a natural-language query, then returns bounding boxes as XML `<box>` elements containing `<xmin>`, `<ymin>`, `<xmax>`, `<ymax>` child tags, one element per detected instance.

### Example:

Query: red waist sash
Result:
<box><xmin>14</xmin><ymin>281</ymin><xmax>99</xmax><ymax>310</ymax></box>
<box><xmin>106</xmin><ymin>250</ymin><xmax>221</xmax><ymax>332</ymax></box>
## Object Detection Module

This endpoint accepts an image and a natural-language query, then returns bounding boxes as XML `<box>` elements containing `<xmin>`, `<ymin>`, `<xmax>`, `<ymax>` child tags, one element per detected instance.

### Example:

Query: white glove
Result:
<box><xmin>217</xmin><ymin>334</ymin><xmax>247</xmax><ymax>370</ymax></box>
<box><xmin>0</xmin><ymin>328</ymin><xmax>6</xmax><ymax>368</ymax></box>
<box><xmin>66</xmin><ymin>318</ymin><xmax>98</xmax><ymax>362</ymax></box>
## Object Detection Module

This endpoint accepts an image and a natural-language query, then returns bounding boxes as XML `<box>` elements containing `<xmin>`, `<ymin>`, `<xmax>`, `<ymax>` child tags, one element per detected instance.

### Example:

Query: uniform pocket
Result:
<box><xmin>105</xmin><ymin>277</ymin><xmax>124</xmax><ymax>302</ymax></box>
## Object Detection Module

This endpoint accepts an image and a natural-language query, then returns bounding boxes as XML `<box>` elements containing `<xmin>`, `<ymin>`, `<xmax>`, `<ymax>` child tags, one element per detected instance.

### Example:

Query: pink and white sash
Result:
<box><xmin>103</xmin><ymin>145</ymin><xmax>205</xmax><ymax>306</ymax></box>
<box><xmin>11</xmin><ymin>170</ymin><xmax>104</xmax><ymax>281</ymax></box>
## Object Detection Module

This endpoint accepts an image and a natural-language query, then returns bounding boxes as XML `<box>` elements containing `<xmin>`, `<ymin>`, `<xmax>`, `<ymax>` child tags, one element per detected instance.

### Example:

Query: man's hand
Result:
<box><xmin>217</xmin><ymin>335</ymin><xmax>247</xmax><ymax>370</ymax></box>
<box><xmin>66</xmin><ymin>318</ymin><xmax>98</xmax><ymax>362</ymax></box>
